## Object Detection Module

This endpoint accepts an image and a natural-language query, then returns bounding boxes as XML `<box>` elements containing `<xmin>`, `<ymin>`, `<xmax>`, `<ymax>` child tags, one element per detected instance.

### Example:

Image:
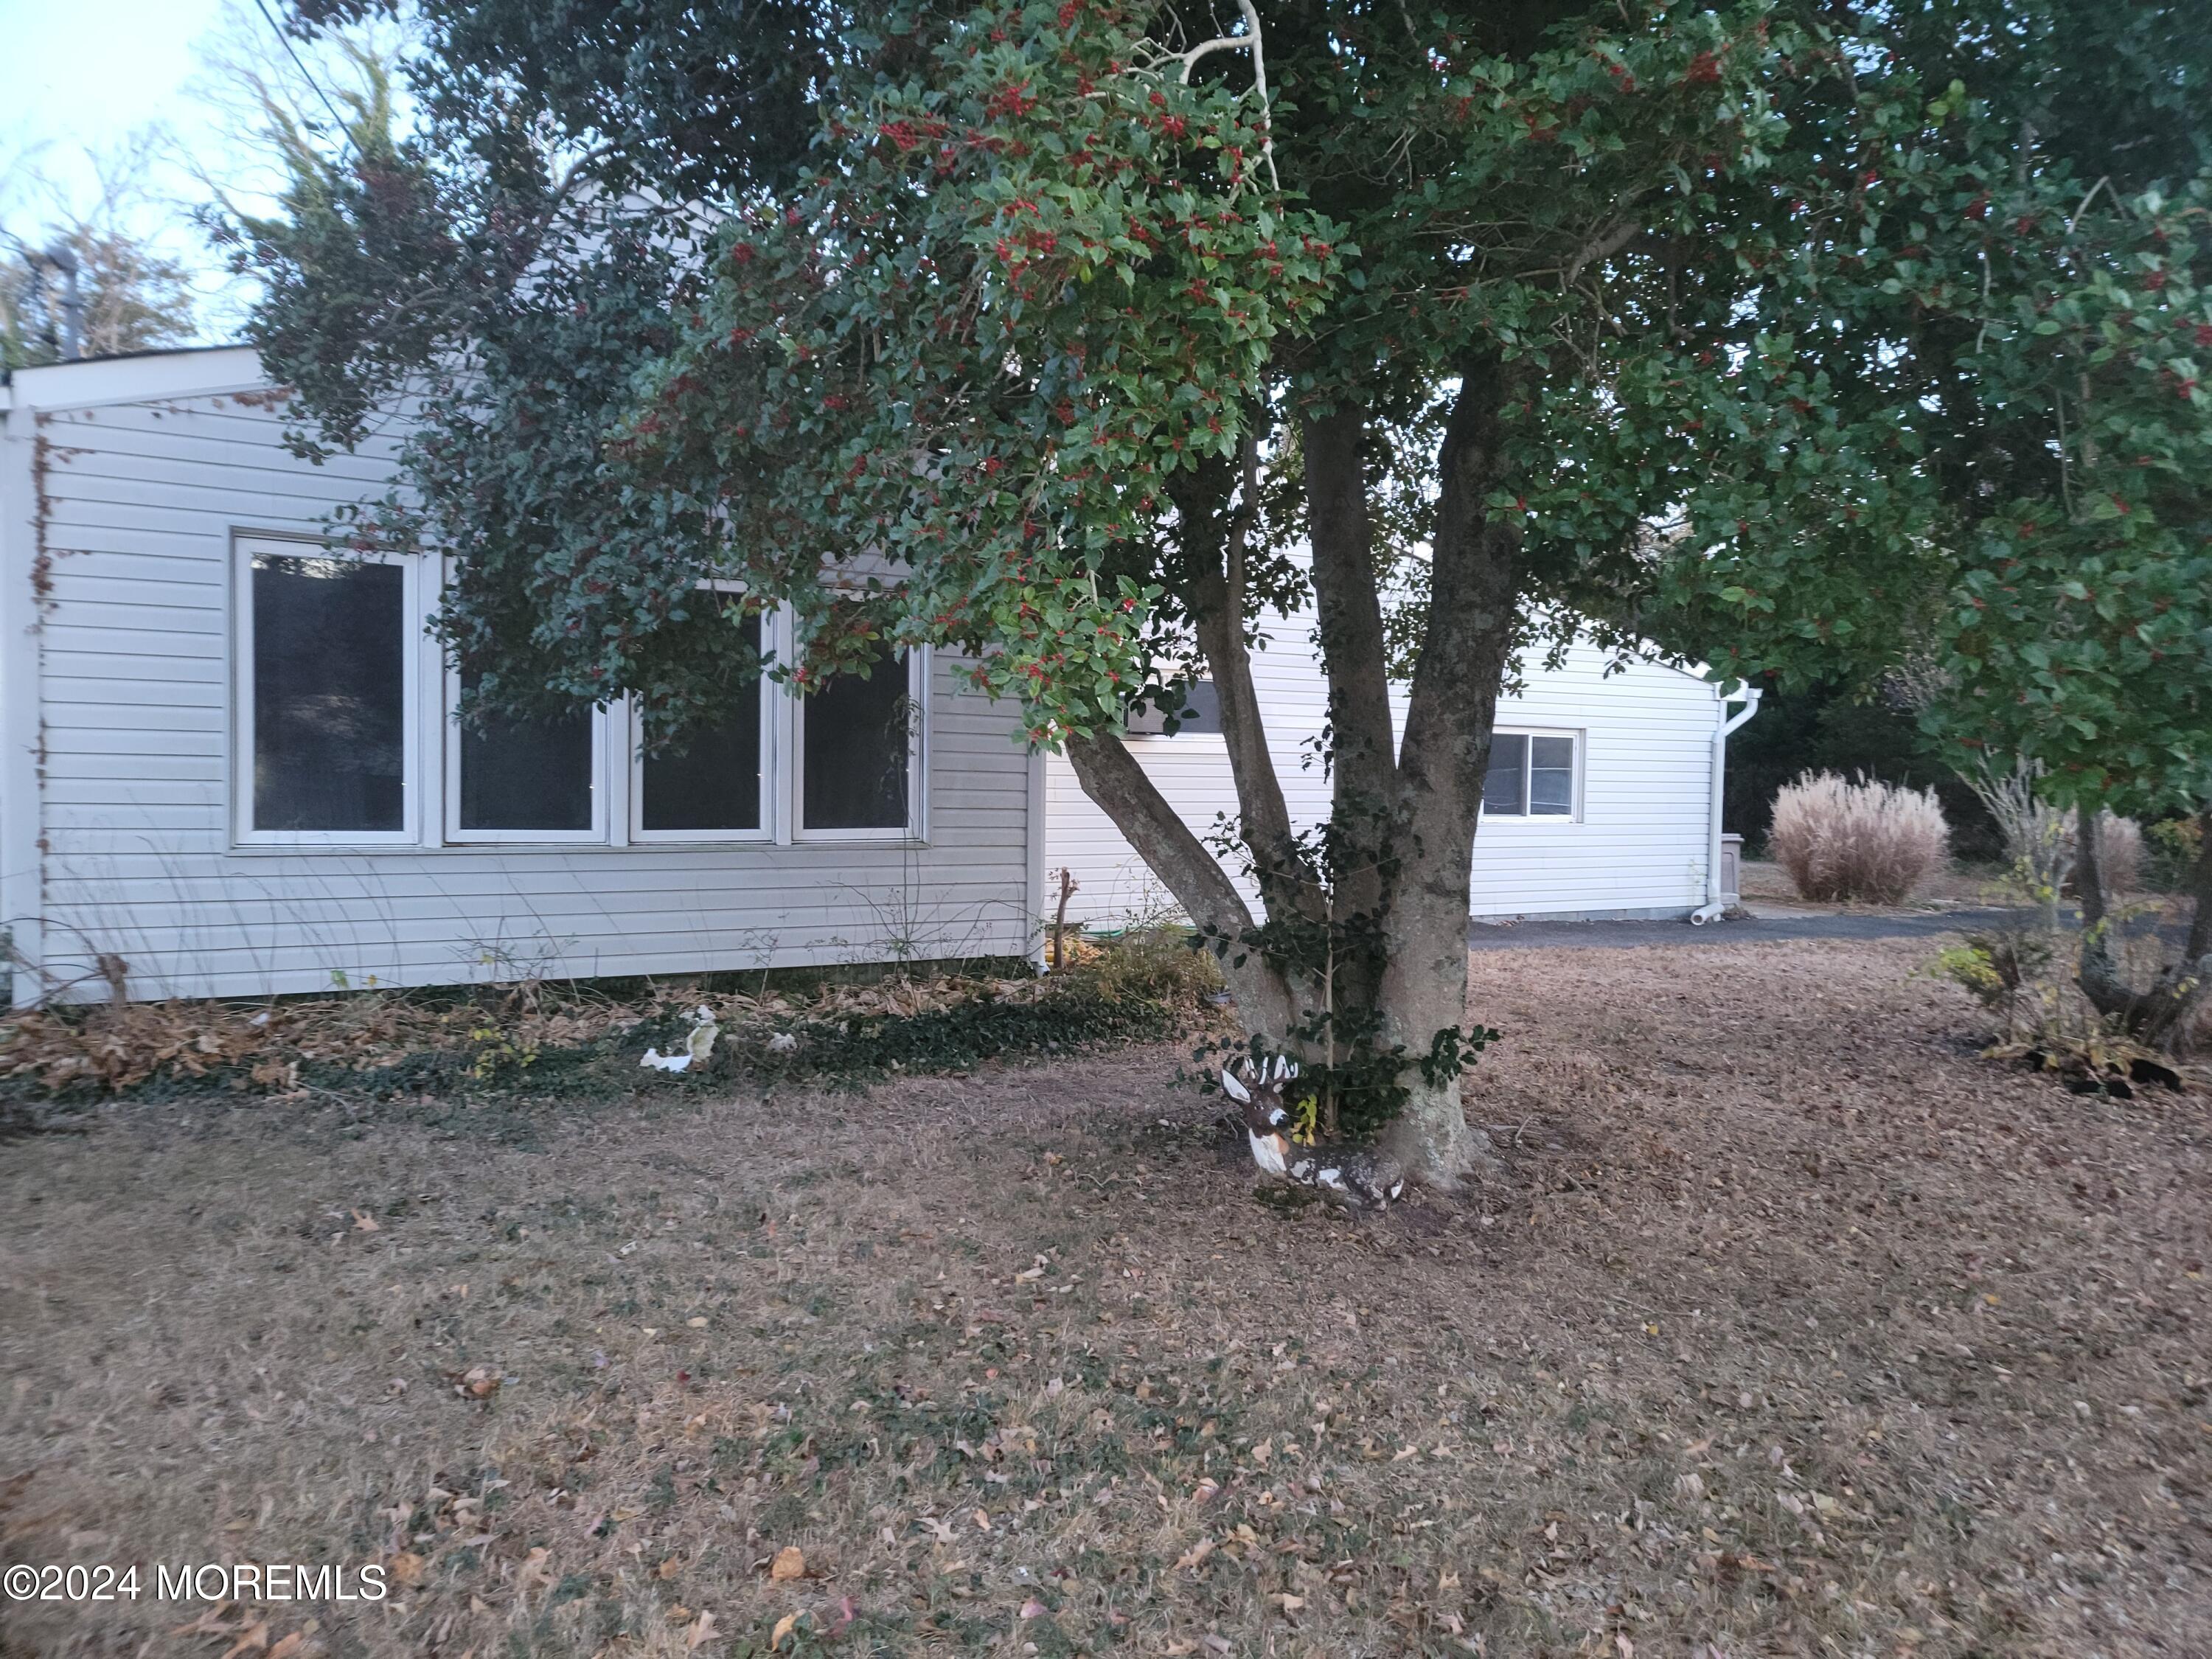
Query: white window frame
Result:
<box><xmin>791</xmin><ymin>641</ymin><xmax>930</xmax><ymax>844</ymax></box>
<box><xmin>232</xmin><ymin>534</ymin><xmax>422</xmax><ymax>848</ymax></box>
<box><xmin>625</xmin><ymin>591</ymin><xmax>778</xmax><ymax>846</ymax></box>
<box><xmin>1481</xmin><ymin>726</ymin><xmax>1583</xmax><ymax>822</ymax></box>
<box><xmin>442</xmin><ymin>666</ymin><xmax>611</xmax><ymax>845</ymax></box>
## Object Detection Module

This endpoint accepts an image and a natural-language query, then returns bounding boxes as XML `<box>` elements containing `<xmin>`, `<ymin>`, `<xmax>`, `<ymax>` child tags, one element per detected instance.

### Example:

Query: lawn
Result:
<box><xmin>2</xmin><ymin>936</ymin><xmax>2206</xmax><ymax>1658</ymax></box>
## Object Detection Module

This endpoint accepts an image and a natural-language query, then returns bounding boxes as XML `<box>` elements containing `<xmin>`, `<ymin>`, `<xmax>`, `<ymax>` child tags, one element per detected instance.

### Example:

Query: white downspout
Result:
<box><xmin>1690</xmin><ymin>681</ymin><xmax>1761</xmax><ymax>925</ymax></box>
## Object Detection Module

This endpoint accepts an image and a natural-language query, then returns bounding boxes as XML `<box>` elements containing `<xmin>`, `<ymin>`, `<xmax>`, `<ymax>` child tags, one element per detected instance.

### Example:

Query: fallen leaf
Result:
<box><xmin>689</xmin><ymin>1609</ymin><xmax>722</xmax><ymax>1649</ymax></box>
<box><xmin>454</xmin><ymin>1366</ymin><xmax>501</xmax><ymax>1400</ymax></box>
<box><xmin>351</xmin><ymin>1209</ymin><xmax>380</xmax><ymax>1232</ymax></box>
<box><xmin>771</xmin><ymin>1612</ymin><xmax>799</xmax><ymax>1649</ymax></box>
<box><xmin>1019</xmin><ymin>1598</ymin><xmax>1048</xmax><ymax>1619</ymax></box>
<box><xmin>770</xmin><ymin>1546</ymin><xmax>806</xmax><ymax>1582</ymax></box>
<box><xmin>171</xmin><ymin>1607</ymin><xmax>240</xmax><ymax>1638</ymax></box>
<box><xmin>1279</xmin><ymin>1594</ymin><xmax>1306</xmax><ymax>1613</ymax></box>
<box><xmin>1172</xmin><ymin>1538</ymin><xmax>1215</xmax><ymax>1571</ymax></box>
<box><xmin>265</xmin><ymin>1635</ymin><xmax>307</xmax><ymax>1659</ymax></box>
<box><xmin>389</xmin><ymin>1551</ymin><xmax>425</xmax><ymax>1587</ymax></box>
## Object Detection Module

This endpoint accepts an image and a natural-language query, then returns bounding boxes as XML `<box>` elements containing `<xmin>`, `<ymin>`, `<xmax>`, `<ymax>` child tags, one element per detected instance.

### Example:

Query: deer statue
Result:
<box><xmin>1219</xmin><ymin>1054</ymin><xmax>1407</xmax><ymax>1206</ymax></box>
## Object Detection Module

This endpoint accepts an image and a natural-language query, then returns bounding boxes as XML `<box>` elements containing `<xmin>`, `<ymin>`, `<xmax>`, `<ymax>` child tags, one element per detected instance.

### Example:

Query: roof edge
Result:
<box><xmin>4</xmin><ymin>345</ymin><xmax>269</xmax><ymax>413</ymax></box>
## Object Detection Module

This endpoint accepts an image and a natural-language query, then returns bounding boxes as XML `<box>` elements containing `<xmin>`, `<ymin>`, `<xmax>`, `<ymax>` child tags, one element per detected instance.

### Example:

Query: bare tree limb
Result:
<box><xmin>1063</xmin><ymin>729</ymin><xmax>1298</xmax><ymax>1033</ymax></box>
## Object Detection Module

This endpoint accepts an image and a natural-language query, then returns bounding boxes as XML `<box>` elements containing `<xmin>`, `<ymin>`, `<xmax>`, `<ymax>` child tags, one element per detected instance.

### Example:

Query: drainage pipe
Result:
<box><xmin>1690</xmin><ymin>681</ymin><xmax>1761</xmax><ymax>925</ymax></box>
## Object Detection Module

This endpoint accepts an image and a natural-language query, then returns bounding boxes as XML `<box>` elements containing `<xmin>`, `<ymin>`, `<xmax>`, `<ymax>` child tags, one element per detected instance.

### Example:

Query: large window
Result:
<box><xmin>636</xmin><ymin>611</ymin><xmax>767</xmax><ymax>839</ymax></box>
<box><xmin>1482</xmin><ymin>730</ymin><xmax>1578</xmax><ymax>818</ymax></box>
<box><xmin>239</xmin><ymin>542</ymin><xmax>415</xmax><ymax>841</ymax></box>
<box><xmin>232</xmin><ymin>547</ymin><xmax>925</xmax><ymax>847</ymax></box>
<box><xmin>799</xmin><ymin>646</ymin><xmax>921</xmax><ymax>835</ymax></box>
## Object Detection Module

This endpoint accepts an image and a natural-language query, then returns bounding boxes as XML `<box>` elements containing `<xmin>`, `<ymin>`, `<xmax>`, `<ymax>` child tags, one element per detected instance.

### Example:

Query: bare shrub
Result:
<box><xmin>1960</xmin><ymin>756</ymin><xmax>2071</xmax><ymax>919</ymax></box>
<box><xmin>2090</xmin><ymin>810</ymin><xmax>2143</xmax><ymax>896</ymax></box>
<box><xmin>1770</xmin><ymin>772</ymin><xmax>1950</xmax><ymax>903</ymax></box>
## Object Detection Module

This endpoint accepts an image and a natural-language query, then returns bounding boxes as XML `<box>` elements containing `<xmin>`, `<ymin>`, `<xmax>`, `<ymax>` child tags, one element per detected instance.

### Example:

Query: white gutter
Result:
<box><xmin>1690</xmin><ymin>681</ymin><xmax>1761</xmax><ymax>925</ymax></box>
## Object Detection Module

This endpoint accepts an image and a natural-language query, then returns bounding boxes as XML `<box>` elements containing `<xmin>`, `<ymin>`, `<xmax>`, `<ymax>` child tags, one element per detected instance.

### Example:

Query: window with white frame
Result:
<box><xmin>451</xmin><ymin>675</ymin><xmax>602</xmax><ymax>840</ymax></box>
<box><xmin>233</xmin><ymin>544</ymin><xmax>926</xmax><ymax>847</ymax></box>
<box><xmin>237</xmin><ymin>539</ymin><xmax>417</xmax><ymax>841</ymax></box>
<box><xmin>796</xmin><ymin>644</ymin><xmax>924</xmax><ymax>836</ymax></box>
<box><xmin>634</xmin><ymin>607</ymin><xmax>769</xmax><ymax>840</ymax></box>
<box><xmin>1482</xmin><ymin>729</ymin><xmax>1579</xmax><ymax>818</ymax></box>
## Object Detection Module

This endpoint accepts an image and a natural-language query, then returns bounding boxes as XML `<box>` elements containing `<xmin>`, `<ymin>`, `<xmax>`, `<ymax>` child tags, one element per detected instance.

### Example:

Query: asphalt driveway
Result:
<box><xmin>1468</xmin><ymin>906</ymin><xmax>2030</xmax><ymax>950</ymax></box>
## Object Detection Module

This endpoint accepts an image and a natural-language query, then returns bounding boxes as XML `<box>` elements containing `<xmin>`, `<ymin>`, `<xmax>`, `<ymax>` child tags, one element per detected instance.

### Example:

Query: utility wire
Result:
<box><xmin>251</xmin><ymin>0</ymin><xmax>358</xmax><ymax>153</ymax></box>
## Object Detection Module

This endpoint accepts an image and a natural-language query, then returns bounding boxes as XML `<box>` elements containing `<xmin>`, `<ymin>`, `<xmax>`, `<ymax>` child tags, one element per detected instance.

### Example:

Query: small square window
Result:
<box><xmin>1481</xmin><ymin>731</ymin><xmax>1576</xmax><ymax>818</ymax></box>
<box><xmin>801</xmin><ymin>646</ymin><xmax>917</xmax><ymax>833</ymax></box>
<box><xmin>246</xmin><ymin>549</ymin><xmax>410</xmax><ymax>835</ymax></box>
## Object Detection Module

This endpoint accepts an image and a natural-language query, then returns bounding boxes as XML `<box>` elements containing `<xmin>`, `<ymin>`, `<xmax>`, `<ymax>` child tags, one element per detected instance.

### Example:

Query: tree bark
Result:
<box><xmin>1064</xmin><ymin>728</ymin><xmax>1299</xmax><ymax>1036</ymax></box>
<box><xmin>1301</xmin><ymin>408</ymin><xmax>1400</xmax><ymax>1013</ymax></box>
<box><xmin>1374</xmin><ymin>363</ymin><xmax>1521</xmax><ymax>1185</ymax></box>
<box><xmin>2075</xmin><ymin>801</ymin><xmax>2132</xmax><ymax>1018</ymax></box>
<box><xmin>1184</xmin><ymin>439</ymin><xmax>1323</xmax><ymax>933</ymax></box>
<box><xmin>2076</xmin><ymin>803</ymin><xmax>2212</xmax><ymax>1047</ymax></box>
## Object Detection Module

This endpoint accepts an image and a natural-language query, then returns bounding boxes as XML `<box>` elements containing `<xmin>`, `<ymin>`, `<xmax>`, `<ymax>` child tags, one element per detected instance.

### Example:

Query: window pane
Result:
<box><xmin>459</xmin><ymin>686</ymin><xmax>594</xmax><ymax>832</ymax></box>
<box><xmin>1481</xmin><ymin>733</ymin><xmax>1528</xmax><ymax>815</ymax></box>
<box><xmin>641</xmin><ymin>707</ymin><xmax>762</xmax><ymax>831</ymax></box>
<box><xmin>804</xmin><ymin>649</ymin><xmax>912</xmax><ymax>830</ymax></box>
<box><xmin>1173</xmin><ymin>681</ymin><xmax>1223</xmax><ymax>734</ymax></box>
<box><xmin>1528</xmin><ymin>735</ymin><xmax>1575</xmax><ymax>815</ymax></box>
<box><xmin>1124</xmin><ymin>678</ymin><xmax>1219</xmax><ymax>736</ymax></box>
<box><xmin>251</xmin><ymin>553</ymin><xmax>406</xmax><ymax>832</ymax></box>
<box><xmin>641</xmin><ymin>613</ymin><xmax>763</xmax><ymax>832</ymax></box>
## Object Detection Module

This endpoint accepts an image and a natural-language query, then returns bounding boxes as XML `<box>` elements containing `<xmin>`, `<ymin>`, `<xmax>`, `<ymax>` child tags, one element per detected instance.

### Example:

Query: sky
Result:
<box><xmin>4</xmin><ymin>0</ymin><xmax>297</xmax><ymax>340</ymax></box>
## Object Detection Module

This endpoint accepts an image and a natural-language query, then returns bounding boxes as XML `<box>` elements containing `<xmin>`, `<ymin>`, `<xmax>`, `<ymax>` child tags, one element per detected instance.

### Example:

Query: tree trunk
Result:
<box><xmin>2076</xmin><ymin>802</ymin><xmax>2212</xmax><ymax>1047</ymax></box>
<box><xmin>1063</xmin><ymin>728</ymin><xmax>1299</xmax><ymax>1037</ymax></box>
<box><xmin>1082</xmin><ymin>367</ymin><xmax>1535</xmax><ymax>1189</ymax></box>
<box><xmin>1372</xmin><ymin>364</ymin><xmax>1522</xmax><ymax>1186</ymax></box>
<box><xmin>1183</xmin><ymin>438</ymin><xmax>1324</xmax><ymax>934</ymax></box>
<box><xmin>2075</xmin><ymin>801</ymin><xmax>2132</xmax><ymax>1018</ymax></box>
<box><xmin>2149</xmin><ymin>810</ymin><xmax>2212</xmax><ymax>1048</ymax></box>
<box><xmin>1301</xmin><ymin>408</ymin><xmax>1399</xmax><ymax>1016</ymax></box>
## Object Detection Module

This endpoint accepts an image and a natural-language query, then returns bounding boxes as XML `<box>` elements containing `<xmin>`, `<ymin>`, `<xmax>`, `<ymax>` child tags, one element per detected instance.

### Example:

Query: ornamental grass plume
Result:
<box><xmin>1770</xmin><ymin>771</ymin><xmax>1950</xmax><ymax>904</ymax></box>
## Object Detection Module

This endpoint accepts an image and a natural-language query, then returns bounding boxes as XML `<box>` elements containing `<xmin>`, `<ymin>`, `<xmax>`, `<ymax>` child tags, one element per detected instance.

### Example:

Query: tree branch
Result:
<box><xmin>1136</xmin><ymin>0</ymin><xmax>1278</xmax><ymax>189</ymax></box>
<box><xmin>1186</xmin><ymin>434</ymin><xmax>1318</xmax><ymax>926</ymax></box>
<box><xmin>1063</xmin><ymin>728</ymin><xmax>1296</xmax><ymax>1032</ymax></box>
<box><xmin>1301</xmin><ymin>407</ymin><xmax>1400</xmax><ymax>818</ymax></box>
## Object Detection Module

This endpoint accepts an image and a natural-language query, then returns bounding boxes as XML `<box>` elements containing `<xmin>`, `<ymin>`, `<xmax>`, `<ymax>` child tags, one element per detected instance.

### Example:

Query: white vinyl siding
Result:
<box><xmin>1048</xmin><ymin>615</ymin><xmax>1722</xmax><ymax>925</ymax></box>
<box><xmin>4</xmin><ymin>359</ymin><xmax>1039</xmax><ymax>1002</ymax></box>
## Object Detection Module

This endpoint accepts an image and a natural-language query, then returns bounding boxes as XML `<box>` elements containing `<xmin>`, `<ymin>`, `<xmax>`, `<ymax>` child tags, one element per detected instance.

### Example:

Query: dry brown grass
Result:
<box><xmin>4</xmin><ymin>936</ymin><xmax>2209</xmax><ymax>1658</ymax></box>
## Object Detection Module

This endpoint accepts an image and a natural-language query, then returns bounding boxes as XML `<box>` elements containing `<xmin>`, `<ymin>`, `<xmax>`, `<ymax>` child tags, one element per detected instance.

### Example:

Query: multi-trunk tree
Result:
<box><xmin>238</xmin><ymin>0</ymin><xmax>2212</xmax><ymax>1186</ymax></box>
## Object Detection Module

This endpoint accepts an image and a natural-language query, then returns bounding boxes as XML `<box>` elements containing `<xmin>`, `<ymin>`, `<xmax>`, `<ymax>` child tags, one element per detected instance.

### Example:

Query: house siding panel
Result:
<box><xmin>13</xmin><ymin>384</ymin><xmax>1039</xmax><ymax>1002</ymax></box>
<box><xmin>1048</xmin><ymin>613</ymin><xmax>1721</xmax><ymax>925</ymax></box>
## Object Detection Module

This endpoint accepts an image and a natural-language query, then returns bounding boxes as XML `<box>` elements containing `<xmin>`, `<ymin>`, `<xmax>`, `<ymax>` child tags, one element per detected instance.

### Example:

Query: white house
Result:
<box><xmin>0</xmin><ymin>347</ymin><xmax>1047</xmax><ymax>1004</ymax></box>
<box><xmin>1</xmin><ymin>344</ymin><xmax>1747</xmax><ymax>1006</ymax></box>
<box><xmin>1047</xmin><ymin>613</ymin><xmax>1753</xmax><ymax>928</ymax></box>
